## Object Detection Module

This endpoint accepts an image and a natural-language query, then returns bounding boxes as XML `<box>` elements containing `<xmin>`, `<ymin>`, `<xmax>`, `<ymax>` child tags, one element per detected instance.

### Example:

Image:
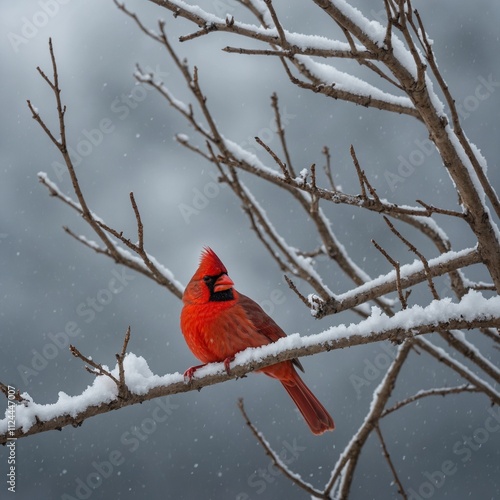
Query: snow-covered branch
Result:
<box><xmin>313</xmin><ymin>246</ymin><xmax>482</xmax><ymax>317</ymax></box>
<box><xmin>2</xmin><ymin>291</ymin><xmax>499</xmax><ymax>444</ymax></box>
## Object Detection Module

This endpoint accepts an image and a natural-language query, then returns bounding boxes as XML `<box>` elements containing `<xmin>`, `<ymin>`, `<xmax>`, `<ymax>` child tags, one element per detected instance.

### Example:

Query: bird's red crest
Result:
<box><xmin>195</xmin><ymin>247</ymin><xmax>228</xmax><ymax>278</ymax></box>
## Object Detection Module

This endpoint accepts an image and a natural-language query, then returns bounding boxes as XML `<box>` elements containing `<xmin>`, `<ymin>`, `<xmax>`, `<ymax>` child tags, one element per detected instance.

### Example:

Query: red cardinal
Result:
<box><xmin>180</xmin><ymin>247</ymin><xmax>334</xmax><ymax>435</ymax></box>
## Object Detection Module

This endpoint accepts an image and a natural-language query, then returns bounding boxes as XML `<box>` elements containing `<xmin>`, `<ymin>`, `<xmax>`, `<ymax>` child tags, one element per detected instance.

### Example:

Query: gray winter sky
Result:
<box><xmin>1</xmin><ymin>1</ymin><xmax>499</xmax><ymax>499</ymax></box>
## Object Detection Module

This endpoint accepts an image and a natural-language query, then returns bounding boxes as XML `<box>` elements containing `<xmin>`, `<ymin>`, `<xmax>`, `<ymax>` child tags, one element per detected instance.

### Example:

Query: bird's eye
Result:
<box><xmin>203</xmin><ymin>276</ymin><xmax>211</xmax><ymax>283</ymax></box>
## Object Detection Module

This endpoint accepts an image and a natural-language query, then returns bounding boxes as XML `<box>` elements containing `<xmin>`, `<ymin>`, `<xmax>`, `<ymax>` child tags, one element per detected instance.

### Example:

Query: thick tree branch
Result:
<box><xmin>2</xmin><ymin>297</ymin><xmax>499</xmax><ymax>444</ymax></box>
<box><xmin>313</xmin><ymin>247</ymin><xmax>481</xmax><ymax>318</ymax></box>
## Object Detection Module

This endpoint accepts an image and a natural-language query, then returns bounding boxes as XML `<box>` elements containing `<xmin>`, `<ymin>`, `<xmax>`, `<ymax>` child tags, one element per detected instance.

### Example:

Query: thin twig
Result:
<box><xmin>375</xmin><ymin>424</ymin><xmax>408</xmax><ymax>499</ymax></box>
<box><xmin>271</xmin><ymin>92</ymin><xmax>296</xmax><ymax>178</ymax></box>
<box><xmin>416</xmin><ymin>199</ymin><xmax>466</xmax><ymax>219</ymax></box>
<box><xmin>322</xmin><ymin>146</ymin><xmax>336</xmax><ymax>191</ymax></box>
<box><xmin>237</xmin><ymin>398</ymin><xmax>323</xmax><ymax>497</ymax></box>
<box><xmin>284</xmin><ymin>275</ymin><xmax>313</xmax><ymax>309</ymax></box>
<box><xmin>255</xmin><ymin>136</ymin><xmax>291</xmax><ymax>180</ymax></box>
<box><xmin>383</xmin><ymin>0</ymin><xmax>395</xmax><ymax>51</ymax></box>
<box><xmin>69</xmin><ymin>345</ymin><xmax>120</xmax><ymax>386</ymax></box>
<box><xmin>130</xmin><ymin>193</ymin><xmax>144</xmax><ymax>251</ymax></box>
<box><xmin>383</xmin><ymin>217</ymin><xmax>439</xmax><ymax>300</ymax></box>
<box><xmin>0</xmin><ymin>383</ymin><xmax>28</xmax><ymax>404</ymax></box>
<box><xmin>372</xmin><ymin>239</ymin><xmax>409</xmax><ymax>310</ymax></box>
<box><xmin>416</xmin><ymin>338</ymin><xmax>500</xmax><ymax>405</ymax></box>
<box><xmin>116</xmin><ymin>327</ymin><xmax>131</xmax><ymax>399</ymax></box>
<box><xmin>350</xmin><ymin>145</ymin><xmax>380</xmax><ymax>202</ymax></box>
<box><xmin>264</xmin><ymin>0</ymin><xmax>289</xmax><ymax>49</ymax></box>
<box><xmin>381</xmin><ymin>385</ymin><xmax>481</xmax><ymax>417</ymax></box>
<box><xmin>113</xmin><ymin>0</ymin><xmax>163</xmax><ymax>42</ymax></box>
<box><xmin>351</xmin><ymin>145</ymin><xmax>367</xmax><ymax>200</ymax></box>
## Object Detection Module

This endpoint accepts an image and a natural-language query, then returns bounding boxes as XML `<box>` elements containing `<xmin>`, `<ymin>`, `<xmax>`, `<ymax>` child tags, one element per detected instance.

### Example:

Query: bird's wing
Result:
<box><xmin>237</xmin><ymin>292</ymin><xmax>304</xmax><ymax>372</ymax></box>
<box><xmin>237</xmin><ymin>292</ymin><xmax>286</xmax><ymax>342</ymax></box>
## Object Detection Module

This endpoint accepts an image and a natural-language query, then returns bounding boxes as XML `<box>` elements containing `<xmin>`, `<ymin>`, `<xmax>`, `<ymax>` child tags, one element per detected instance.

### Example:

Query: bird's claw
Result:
<box><xmin>183</xmin><ymin>363</ymin><xmax>207</xmax><ymax>382</ymax></box>
<box><xmin>223</xmin><ymin>356</ymin><xmax>234</xmax><ymax>375</ymax></box>
<box><xmin>183</xmin><ymin>358</ymin><xmax>234</xmax><ymax>382</ymax></box>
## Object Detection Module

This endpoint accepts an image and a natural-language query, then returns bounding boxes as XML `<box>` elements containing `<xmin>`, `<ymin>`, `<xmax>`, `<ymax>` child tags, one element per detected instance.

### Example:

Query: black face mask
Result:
<box><xmin>203</xmin><ymin>274</ymin><xmax>234</xmax><ymax>302</ymax></box>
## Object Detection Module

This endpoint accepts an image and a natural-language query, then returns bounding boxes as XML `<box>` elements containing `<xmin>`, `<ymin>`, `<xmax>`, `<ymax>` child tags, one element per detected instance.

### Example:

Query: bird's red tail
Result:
<box><xmin>281</xmin><ymin>371</ymin><xmax>334</xmax><ymax>435</ymax></box>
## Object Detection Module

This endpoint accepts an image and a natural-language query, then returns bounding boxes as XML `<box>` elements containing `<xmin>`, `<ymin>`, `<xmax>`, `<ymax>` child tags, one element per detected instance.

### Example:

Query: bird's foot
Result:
<box><xmin>223</xmin><ymin>356</ymin><xmax>235</xmax><ymax>375</ymax></box>
<box><xmin>183</xmin><ymin>363</ymin><xmax>207</xmax><ymax>382</ymax></box>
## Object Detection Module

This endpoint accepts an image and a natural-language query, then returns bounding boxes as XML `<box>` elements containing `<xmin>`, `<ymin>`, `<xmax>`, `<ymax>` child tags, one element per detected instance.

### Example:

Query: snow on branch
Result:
<box><xmin>142</xmin><ymin>0</ymin><xmax>421</xmax><ymax>117</ymax></box>
<box><xmin>1</xmin><ymin>291</ymin><xmax>499</xmax><ymax>443</ymax></box>
<box><xmin>312</xmin><ymin>246</ymin><xmax>482</xmax><ymax>317</ymax></box>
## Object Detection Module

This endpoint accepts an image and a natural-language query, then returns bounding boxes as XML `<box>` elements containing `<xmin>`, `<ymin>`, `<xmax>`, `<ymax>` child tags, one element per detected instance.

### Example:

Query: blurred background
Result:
<box><xmin>1</xmin><ymin>1</ymin><xmax>499</xmax><ymax>498</ymax></box>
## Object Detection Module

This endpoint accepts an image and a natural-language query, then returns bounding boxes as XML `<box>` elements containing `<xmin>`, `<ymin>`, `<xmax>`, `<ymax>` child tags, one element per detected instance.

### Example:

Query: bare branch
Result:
<box><xmin>271</xmin><ymin>92</ymin><xmax>296</xmax><ymax>178</ymax></box>
<box><xmin>322</xmin><ymin>146</ymin><xmax>336</xmax><ymax>191</ymax></box>
<box><xmin>116</xmin><ymin>327</ymin><xmax>132</xmax><ymax>399</ymax></box>
<box><xmin>31</xmin><ymin>41</ymin><xmax>184</xmax><ymax>299</ymax></box>
<box><xmin>351</xmin><ymin>145</ymin><xmax>368</xmax><ymax>200</ymax></box>
<box><xmin>38</xmin><ymin>173</ymin><xmax>184</xmax><ymax>298</ymax></box>
<box><xmin>284</xmin><ymin>274</ymin><xmax>312</xmax><ymax>309</ymax></box>
<box><xmin>326</xmin><ymin>341</ymin><xmax>414</xmax><ymax>497</ymax></box>
<box><xmin>415</xmin><ymin>338</ymin><xmax>500</xmax><ymax>405</ymax></box>
<box><xmin>69</xmin><ymin>345</ymin><xmax>120</xmax><ymax>386</ymax></box>
<box><xmin>0</xmin><ymin>384</ymin><xmax>28</xmax><ymax>404</ymax></box>
<box><xmin>222</xmin><ymin>45</ymin><xmax>375</xmax><ymax>59</ymax></box>
<box><xmin>382</xmin><ymin>385</ymin><xmax>482</xmax><ymax>418</ymax></box>
<box><xmin>383</xmin><ymin>217</ymin><xmax>439</xmax><ymax>300</ymax></box>
<box><xmin>372</xmin><ymin>239</ymin><xmax>409</xmax><ymax>310</ymax></box>
<box><xmin>264</xmin><ymin>0</ymin><xmax>289</xmax><ymax>49</ymax></box>
<box><xmin>375</xmin><ymin>424</ymin><xmax>408</xmax><ymax>499</ymax></box>
<box><xmin>237</xmin><ymin>399</ymin><xmax>322</xmax><ymax>497</ymax></box>
<box><xmin>255</xmin><ymin>136</ymin><xmax>291</xmax><ymax>180</ymax></box>
<box><xmin>438</xmin><ymin>330</ymin><xmax>500</xmax><ymax>385</ymax></box>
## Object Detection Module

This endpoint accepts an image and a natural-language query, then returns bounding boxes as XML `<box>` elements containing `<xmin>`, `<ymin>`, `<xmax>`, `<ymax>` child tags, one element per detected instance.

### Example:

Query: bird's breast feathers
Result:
<box><xmin>181</xmin><ymin>301</ymin><xmax>270</xmax><ymax>363</ymax></box>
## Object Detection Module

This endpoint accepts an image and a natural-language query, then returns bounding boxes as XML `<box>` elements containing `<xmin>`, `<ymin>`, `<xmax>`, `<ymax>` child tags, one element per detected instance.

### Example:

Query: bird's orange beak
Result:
<box><xmin>214</xmin><ymin>273</ymin><xmax>234</xmax><ymax>292</ymax></box>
